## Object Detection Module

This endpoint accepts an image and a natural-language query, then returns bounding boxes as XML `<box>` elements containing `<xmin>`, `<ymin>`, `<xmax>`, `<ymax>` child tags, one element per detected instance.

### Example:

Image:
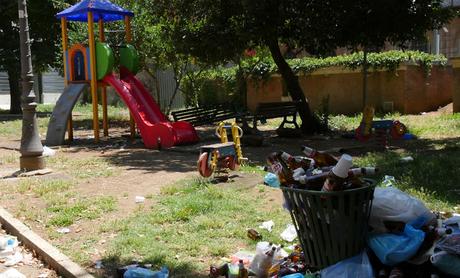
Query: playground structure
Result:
<box><xmin>355</xmin><ymin>106</ymin><xmax>407</xmax><ymax>147</ymax></box>
<box><xmin>46</xmin><ymin>0</ymin><xmax>199</xmax><ymax>149</ymax></box>
<box><xmin>198</xmin><ymin>122</ymin><xmax>247</xmax><ymax>179</ymax></box>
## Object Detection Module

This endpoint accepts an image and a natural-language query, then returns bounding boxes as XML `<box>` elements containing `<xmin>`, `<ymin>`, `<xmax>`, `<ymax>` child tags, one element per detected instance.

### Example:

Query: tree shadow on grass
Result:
<box><xmin>93</xmin><ymin>254</ymin><xmax>208</xmax><ymax>278</ymax></box>
<box><xmin>352</xmin><ymin>136</ymin><xmax>460</xmax><ymax>207</ymax></box>
<box><xmin>46</xmin><ymin>124</ymin><xmax>222</xmax><ymax>174</ymax></box>
<box><xmin>0</xmin><ymin>112</ymin><xmax>52</xmax><ymax>120</ymax></box>
<box><xmin>104</xmin><ymin>148</ymin><xmax>198</xmax><ymax>173</ymax></box>
<box><xmin>70</xmin><ymin>119</ymin><xmax>131</xmax><ymax>131</ymax></box>
<box><xmin>237</xmin><ymin>131</ymin><xmax>460</xmax><ymax>207</ymax></box>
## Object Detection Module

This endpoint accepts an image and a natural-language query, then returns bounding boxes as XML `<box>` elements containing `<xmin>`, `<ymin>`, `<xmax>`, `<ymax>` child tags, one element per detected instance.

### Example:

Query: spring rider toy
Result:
<box><xmin>197</xmin><ymin>122</ymin><xmax>247</xmax><ymax>180</ymax></box>
<box><xmin>355</xmin><ymin>106</ymin><xmax>407</xmax><ymax>147</ymax></box>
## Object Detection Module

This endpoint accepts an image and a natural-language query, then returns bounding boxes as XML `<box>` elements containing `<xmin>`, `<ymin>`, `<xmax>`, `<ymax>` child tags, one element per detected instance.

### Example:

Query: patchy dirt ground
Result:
<box><xmin>0</xmin><ymin>121</ymin><xmax>417</xmax><ymax>276</ymax></box>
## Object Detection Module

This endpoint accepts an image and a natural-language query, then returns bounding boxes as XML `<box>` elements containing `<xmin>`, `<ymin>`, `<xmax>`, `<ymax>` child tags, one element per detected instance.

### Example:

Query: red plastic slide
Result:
<box><xmin>103</xmin><ymin>72</ymin><xmax>199</xmax><ymax>149</ymax></box>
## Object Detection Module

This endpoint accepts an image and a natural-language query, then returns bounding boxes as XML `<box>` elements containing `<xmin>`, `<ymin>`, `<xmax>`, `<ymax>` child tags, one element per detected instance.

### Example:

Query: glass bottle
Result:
<box><xmin>237</xmin><ymin>259</ymin><xmax>248</xmax><ymax>278</ymax></box>
<box><xmin>279</xmin><ymin>151</ymin><xmax>313</xmax><ymax>170</ymax></box>
<box><xmin>301</xmin><ymin>146</ymin><xmax>338</xmax><ymax>167</ymax></box>
<box><xmin>266</xmin><ymin>152</ymin><xmax>296</xmax><ymax>186</ymax></box>
<box><xmin>348</xmin><ymin>167</ymin><xmax>378</xmax><ymax>177</ymax></box>
<box><xmin>322</xmin><ymin>154</ymin><xmax>353</xmax><ymax>192</ymax></box>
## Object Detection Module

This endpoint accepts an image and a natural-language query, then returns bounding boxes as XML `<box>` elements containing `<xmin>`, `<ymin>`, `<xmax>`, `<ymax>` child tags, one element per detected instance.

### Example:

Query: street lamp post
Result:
<box><xmin>18</xmin><ymin>0</ymin><xmax>45</xmax><ymax>171</ymax></box>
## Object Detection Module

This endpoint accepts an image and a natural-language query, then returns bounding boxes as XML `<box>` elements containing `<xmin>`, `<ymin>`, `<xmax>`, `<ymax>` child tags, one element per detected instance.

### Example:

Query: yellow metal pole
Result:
<box><xmin>98</xmin><ymin>18</ymin><xmax>105</xmax><ymax>42</ymax></box>
<box><xmin>124</xmin><ymin>15</ymin><xmax>132</xmax><ymax>42</ymax></box>
<box><xmin>87</xmin><ymin>12</ymin><xmax>100</xmax><ymax>142</ymax></box>
<box><xmin>61</xmin><ymin>17</ymin><xmax>73</xmax><ymax>142</ymax></box>
<box><xmin>99</xmin><ymin>18</ymin><xmax>108</xmax><ymax>137</ymax></box>
<box><xmin>124</xmin><ymin>15</ymin><xmax>136</xmax><ymax>138</ymax></box>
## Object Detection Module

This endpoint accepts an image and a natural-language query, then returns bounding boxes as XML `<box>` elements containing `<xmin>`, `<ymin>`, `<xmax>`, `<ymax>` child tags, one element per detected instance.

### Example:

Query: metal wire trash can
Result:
<box><xmin>281</xmin><ymin>179</ymin><xmax>376</xmax><ymax>269</ymax></box>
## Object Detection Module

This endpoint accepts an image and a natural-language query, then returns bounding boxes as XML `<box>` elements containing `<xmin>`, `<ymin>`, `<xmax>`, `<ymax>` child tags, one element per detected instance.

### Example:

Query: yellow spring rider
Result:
<box><xmin>197</xmin><ymin>122</ymin><xmax>247</xmax><ymax>178</ymax></box>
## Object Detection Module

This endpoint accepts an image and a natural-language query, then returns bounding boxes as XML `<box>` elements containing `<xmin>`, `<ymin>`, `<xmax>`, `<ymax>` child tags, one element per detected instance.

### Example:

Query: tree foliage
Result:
<box><xmin>152</xmin><ymin>0</ymin><xmax>453</xmax><ymax>132</ymax></box>
<box><xmin>0</xmin><ymin>0</ymin><xmax>62</xmax><ymax>113</ymax></box>
<box><xmin>107</xmin><ymin>0</ymin><xmax>205</xmax><ymax>113</ymax></box>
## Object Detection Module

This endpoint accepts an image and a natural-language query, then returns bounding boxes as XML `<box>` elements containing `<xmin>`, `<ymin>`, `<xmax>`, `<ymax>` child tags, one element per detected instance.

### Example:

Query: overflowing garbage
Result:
<box><xmin>265</xmin><ymin>146</ymin><xmax>378</xmax><ymax>191</ymax></box>
<box><xmin>0</xmin><ymin>229</ymin><xmax>56</xmax><ymax>278</ymax></box>
<box><xmin>210</xmin><ymin>243</ymin><xmax>308</xmax><ymax>278</ymax></box>
<box><xmin>211</xmin><ymin>146</ymin><xmax>460</xmax><ymax>277</ymax></box>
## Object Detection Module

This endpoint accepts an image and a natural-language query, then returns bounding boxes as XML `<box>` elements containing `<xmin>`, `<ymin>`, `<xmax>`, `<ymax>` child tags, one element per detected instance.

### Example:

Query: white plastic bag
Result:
<box><xmin>369</xmin><ymin>187</ymin><xmax>435</xmax><ymax>233</ymax></box>
<box><xmin>280</xmin><ymin>224</ymin><xmax>297</xmax><ymax>242</ymax></box>
<box><xmin>321</xmin><ymin>251</ymin><xmax>374</xmax><ymax>278</ymax></box>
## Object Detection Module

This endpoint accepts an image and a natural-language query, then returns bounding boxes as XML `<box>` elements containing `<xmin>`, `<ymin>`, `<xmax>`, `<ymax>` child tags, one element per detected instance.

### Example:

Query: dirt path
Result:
<box><xmin>0</xmin><ymin>125</ymin><xmax>413</xmax><ymax>275</ymax></box>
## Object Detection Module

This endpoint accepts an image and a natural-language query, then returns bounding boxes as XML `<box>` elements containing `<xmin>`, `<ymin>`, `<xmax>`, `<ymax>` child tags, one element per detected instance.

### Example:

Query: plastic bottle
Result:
<box><xmin>282</xmin><ymin>274</ymin><xmax>304</xmax><ymax>278</ymax></box>
<box><xmin>274</xmin><ymin>244</ymin><xmax>288</xmax><ymax>261</ymax></box>
<box><xmin>0</xmin><ymin>237</ymin><xmax>8</xmax><ymax>250</ymax></box>
<box><xmin>249</xmin><ymin>243</ymin><xmax>273</xmax><ymax>277</ymax></box>
<box><xmin>257</xmin><ymin>247</ymin><xmax>276</xmax><ymax>278</ymax></box>
<box><xmin>228</xmin><ymin>263</ymin><xmax>240</xmax><ymax>278</ymax></box>
<box><xmin>301</xmin><ymin>146</ymin><xmax>338</xmax><ymax>167</ymax></box>
<box><xmin>268</xmin><ymin>245</ymin><xmax>289</xmax><ymax>277</ymax></box>
<box><xmin>257</xmin><ymin>242</ymin><xmax>273</xmax><ymax>252</ymax></box>
<box><xmin>123</xmin><ymin>266</ymin><xmax>169</xmax><ymax>278</ymax></box>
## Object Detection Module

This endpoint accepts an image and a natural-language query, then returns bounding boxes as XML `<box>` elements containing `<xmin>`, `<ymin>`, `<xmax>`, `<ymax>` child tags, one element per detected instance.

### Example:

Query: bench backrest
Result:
<box><xmin>171</xmin><ymin>104</ymin><xmax>238</xmax><ymax>126</ymax></box>
<box><xmin>255</xmin><ymin>101</ymin><xmax>298</xmax><ymax>118</ymax></box>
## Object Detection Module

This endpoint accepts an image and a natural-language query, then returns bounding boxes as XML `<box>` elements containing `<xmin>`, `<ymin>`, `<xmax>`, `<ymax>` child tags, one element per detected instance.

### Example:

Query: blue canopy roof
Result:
<box><xmin>56</xmin><ymin>0</ymin><xmax>134</xmax><ymax>22</ymax></box>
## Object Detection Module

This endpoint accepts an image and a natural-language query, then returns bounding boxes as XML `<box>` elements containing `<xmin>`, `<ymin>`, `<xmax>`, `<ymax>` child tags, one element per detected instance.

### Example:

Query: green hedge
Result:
<box><xmin>248</xmin><ymin>50</ymin><xmax>447</xmax><ymax>78</ymax></box>
<box><xmin>182</xmin><ymin>50</ymin><xmax>447</xmax><ymax>106</ymax></box>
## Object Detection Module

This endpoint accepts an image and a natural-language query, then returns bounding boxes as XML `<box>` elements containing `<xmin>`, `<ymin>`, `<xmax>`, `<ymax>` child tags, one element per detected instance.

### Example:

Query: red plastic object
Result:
<box><xmin>121</xmin><ymin>67</ymin><xmax>167</xmax><ymax>122</ymax></box>
<box><xmin>198</xmin><ymin>152</ymin><xmax>213</xmax><ymax>177</ymax></box>
<box><xmin>355</xmin><ymin>125</ymin><xmax>371</xmax><ymax>142</ymax></box>
<box><xmin>103</xmin><ymin>69</ymin><xmax>199</xmax><ymax>149</ymax></box>
<box><xmin>227</xmin><ymin>156</ymin><xmax>238</xmax><ymax>171</ymax></box>
<box><xmin>121</xmin><ymin>67</ymin><xmax>199</xmax><ymax>145</ymax></box>
<box><xmin>103</xmin><ymin>73</ymin><xmax>175</xmax><ymax>148</ymax></box>
<box><xmin>390</xmin><ymin>121</ymin><xmax>407</xmax><ymax>139</ymax></box>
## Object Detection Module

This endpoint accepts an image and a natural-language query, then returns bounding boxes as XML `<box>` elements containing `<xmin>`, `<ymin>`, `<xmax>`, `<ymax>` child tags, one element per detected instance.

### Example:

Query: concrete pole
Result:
<box><xmin>18</xmin><ymin>0</ymin><xmax>45</xmax><ymax>171</ymax></box>
<box><xmin>435</xmin><ymin>30</ymin><xmax>440</xmax><ymax>55</ymax></box>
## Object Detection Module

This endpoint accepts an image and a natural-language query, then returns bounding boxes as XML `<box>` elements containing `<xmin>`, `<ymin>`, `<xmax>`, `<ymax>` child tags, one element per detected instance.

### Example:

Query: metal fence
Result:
<box><xmin>154</xmin><ymin>69</ymin><xmax>186</xmax><ymax>111</ymax></box>
<box><xmin>0</xmin><ymin>68</ymin><xmax>186</xmax><ymax>111</ymax></box>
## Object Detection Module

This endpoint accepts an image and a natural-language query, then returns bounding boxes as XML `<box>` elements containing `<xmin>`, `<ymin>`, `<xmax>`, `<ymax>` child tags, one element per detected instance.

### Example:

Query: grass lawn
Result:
<box><xmin>102</xmin><ymin>179</ymin><xmax>290</xmax><ymax>276</ymax></box>
<box><xmin>0</xmin><ymin>104</ymin><xmax>459</xmax><ymax>276</ymax></box>
<box><xmin>0</xmin><ymin>103</ymin><xmax>130</xmax><ymax>139</ymax></box>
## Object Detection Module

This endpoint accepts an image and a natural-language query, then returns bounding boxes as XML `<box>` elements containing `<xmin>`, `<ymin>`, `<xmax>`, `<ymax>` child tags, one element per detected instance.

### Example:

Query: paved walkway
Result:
<box><xmin>0</xmin><ymin>92</ymin><xmax>61</xmax><ymax>110</ymax></box>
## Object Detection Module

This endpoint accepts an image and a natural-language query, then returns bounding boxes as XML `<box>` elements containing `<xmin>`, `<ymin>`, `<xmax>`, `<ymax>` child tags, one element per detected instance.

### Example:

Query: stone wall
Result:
<box><xmin>246</xmin><ymin>64</ymin><xmax>453</xmax><ymax>115</ymax></box>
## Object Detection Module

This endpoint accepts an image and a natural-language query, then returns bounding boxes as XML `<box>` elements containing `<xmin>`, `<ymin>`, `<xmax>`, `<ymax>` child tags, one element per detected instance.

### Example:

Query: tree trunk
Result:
<box><xmin>362</xmin><ymin>48</ymin><xmax>368</xmax><ymax>109</ymax></box>
<box><xmin>166</xmin><ymin>62</ymin><xmax>187</xmax><ymax>115</ymax></box>
<box><xmin>144</xmin><ymin>67</ymin><xmax>162</xmax><ymax>109</ymax></box>
<box><xmin>7</xmin><ymin>67</ymin><xmax>22</xmax><ymax>114</ymax></box>
<box><xmin>267</xmin><ymin>38</ymin><xmax>320</xmax><ymax>133</ymax></box>
<box><xmin>236</xmin><ymin>62</ymin><xmax>247</xmax><ymax>108</ymax></box>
